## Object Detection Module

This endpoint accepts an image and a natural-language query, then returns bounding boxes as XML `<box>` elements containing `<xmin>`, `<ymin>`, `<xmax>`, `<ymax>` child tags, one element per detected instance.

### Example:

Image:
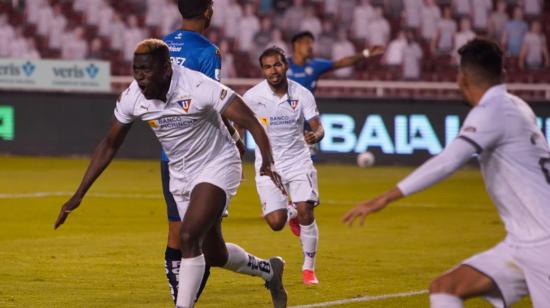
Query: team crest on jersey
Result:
<box><xmin>288</xmin><ymin>99</ymin><xmax>299</xmax><ymax>111</ymax></box>
<box><xmin>177</xmin><ymin>99</ymin><xmax>192</xmax><ymax>113</ymax></box>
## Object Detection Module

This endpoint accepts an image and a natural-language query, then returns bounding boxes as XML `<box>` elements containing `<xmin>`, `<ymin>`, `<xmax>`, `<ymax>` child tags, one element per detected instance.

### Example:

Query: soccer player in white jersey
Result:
<box><xmin>54</xmin><ymin>39</ymin><xmax>287</xmax><ymax>308</ymax></box>
<box><xmin>343</xmin><ymin>38</ymin><xmax>550</xmax><ymax>307</ymax></box>
<box><xmin>239</xmin><ymin>46</ymin><xmax>325</xmax><ymax>285</ymax></box>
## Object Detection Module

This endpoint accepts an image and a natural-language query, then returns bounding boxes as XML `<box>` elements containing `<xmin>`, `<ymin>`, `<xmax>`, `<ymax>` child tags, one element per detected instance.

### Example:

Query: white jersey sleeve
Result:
<box><xmin>457</xmin><ymin>104</ymin><xmax>504</xmax><ymax>153</ymax></box>
<box><xmin>192</xmin><ymin>75</ymin><xmax>236</xmax><ymax>113</ymax></box>
<box><xmin>301</xmin><ymin>90</ymin><xmax>319</xmax><ymax>121</ymax></box>
<box><xmin>113</xmin><ymin>85</ymin><xmax>138</xmax><ymax>124</ymax></box>
<box><xmin>397</xmin><ymin>137</ymin><xmax>478</xmax><ymax>196</ymax></box>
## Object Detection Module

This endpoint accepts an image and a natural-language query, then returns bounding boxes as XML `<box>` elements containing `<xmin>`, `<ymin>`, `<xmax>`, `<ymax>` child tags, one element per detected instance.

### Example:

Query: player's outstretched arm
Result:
<box><xmin>332</xmin><ymin>45</ymin><xmax>385</xmax><ymax>70</ymax></box>
<box><xmin>342</xmin><ymin>187</ymin><xmax>404</xmax><ymax>226</ymax></box>
<box><xmin>304</xmin><ymin>117</ymin><xmax>324</xmax><ymax>144</ymax></box>
<box><xmin>54</xmin><ymin>118</ymin><xmax>132</xmax><ymax>229</ymax></box>
<box><xmin>222</xmin><ymin>96</ymin><xmax>286</xmax><ymax>194</ymax></box>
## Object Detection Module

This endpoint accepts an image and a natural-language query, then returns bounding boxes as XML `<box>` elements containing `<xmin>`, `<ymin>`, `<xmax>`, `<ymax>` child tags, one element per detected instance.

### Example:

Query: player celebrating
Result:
<box><xmin>240</xmin><ymin>47</ymin><xmax>324</xmax><ymax>285</ymax></box>
<box><xmin>343</xmin><ymin>38</ymin><xmax>550</xmax><ymax>307</ymax></box>
<box><xmin>54</xmin><ymin>39</ymin><xmax>287</xmax><ymax>308</ymax></box>
<box><xmin>162</xmin><ymin>0</ymin><xmax>245</xmax><ymax>302</ymax></box>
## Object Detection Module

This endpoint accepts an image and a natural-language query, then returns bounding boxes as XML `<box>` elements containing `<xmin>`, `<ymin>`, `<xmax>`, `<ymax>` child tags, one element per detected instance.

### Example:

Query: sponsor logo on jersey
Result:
<box><xmin>169</xmin><ymin>46</ymin><xmax>182</xmax><ymax>52</ymax></box>
<box><xmin>177</xmin><ymin>99</ymin><xmax>192</xmax><ymax>113</ymax></box>
<box><xmin>288</xmin><ymin>99</ymin><xmax>299</xmax><ymax>111</ymax></box>
<box><xmin>148</xmin><ymin>120</ymin><xmax>159</xmax><ymax>128</ymax></box>
<box><xmin>260</xmin><ymin>117</ymin><xmax>269</xmax><ymax>127</ymax></box>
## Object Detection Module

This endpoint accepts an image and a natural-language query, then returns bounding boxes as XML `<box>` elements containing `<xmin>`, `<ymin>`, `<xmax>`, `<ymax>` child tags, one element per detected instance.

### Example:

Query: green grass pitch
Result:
<box><xmin>0</xmin><ymin>156</ymin><xmax>531</xmax><ymax>307</ymax></box>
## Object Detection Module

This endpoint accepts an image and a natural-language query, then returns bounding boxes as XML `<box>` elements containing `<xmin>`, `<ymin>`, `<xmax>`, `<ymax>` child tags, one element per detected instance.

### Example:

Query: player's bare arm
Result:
<box><xmin>332</xmin><ymin>45</ymin><xmax>386</xmax><ymax>70</ymax></box>
<box><xmin>221</xmin><ymin>116</ymin><xmax>246</xmax><ymax>157</ymax></box>
<box><xmin>222</xmin><ymin>95</ymin><xmax>285</xmax><ymax>194</ymax></box>
<box><xmin>341</xmin><ymin>187</ymin><xmax>404</xmax><ymax>227</ymax></box>
<box><xmin>304</xmin><ymin>116</ymin><xmax>324</xmax><ymax>144</ymax></box>
<box><xmin>54</xmin><ymin>118</ymin><xmax>132</xmax><ymax>229</ymax></box>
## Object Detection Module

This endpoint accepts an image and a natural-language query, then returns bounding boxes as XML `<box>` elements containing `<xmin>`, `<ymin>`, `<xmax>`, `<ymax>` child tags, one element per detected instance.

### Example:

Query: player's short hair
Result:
<box><xmin>458</xmin><ymin>38</ymin><xmax>503</xmax><ymax>85</ymax></box>
<box><xmin>259</xmin><ymin>46</ymin><xmax>288</xmax><ymax>66</ymax></box>
<box><xmin>291</xmin><ymin>31</ymin><xmax>315</xmax><ymax>45</ymax></box>
<box><xmin>177</xmin><ymin>0</ymin><xmax>213</xmax><ymax>19</ymax></box>
<box><xmin>134</xmin><ymin>39</ymin><xmax>170</xmax><ymax>65</ymax></box>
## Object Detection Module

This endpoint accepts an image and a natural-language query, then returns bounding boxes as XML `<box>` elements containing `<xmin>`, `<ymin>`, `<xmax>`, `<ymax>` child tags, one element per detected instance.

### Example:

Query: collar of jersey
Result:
<box><xmin>478</xmin><ymin>84</ymin><xmax>507</xmax><ymax>107</ymax></box>
<box><xmin>165</xmin><ymin>65</ymin><xmax>181</xmax><ymax>102</ymax></box>
<box><xmin>262</xmin><ymin>79</ymin><xmax>294</xmax><ymax>103</ymax></box>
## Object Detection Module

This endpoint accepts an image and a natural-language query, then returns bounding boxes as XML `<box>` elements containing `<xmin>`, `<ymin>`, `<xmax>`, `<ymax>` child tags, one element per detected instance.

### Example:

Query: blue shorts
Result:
<box><xmin>161</xmin><ymin>160</ymin><xmax>180</xmax><ymax>221</ymax></box>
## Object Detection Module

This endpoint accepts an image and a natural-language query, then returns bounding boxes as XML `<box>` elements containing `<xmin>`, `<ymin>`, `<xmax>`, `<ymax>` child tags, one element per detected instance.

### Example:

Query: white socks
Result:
<box><xmin>430</xmin><ymin>293</ymin><xmax>463</xmax><ymax>308</ymax></box>
<box><xmin>300</xmin><ymin>220</ymin><xmax>319</xmax><ymax>271</ymax></box>
<box><xmin>223</xmin><ymin>243</ymin><xmax>273</xmax><ymax>281</ymax></box>
<box><xmin>176</xmin><ymin>254</ymin><xmax>206</xmax><ymax>308</ymax></box>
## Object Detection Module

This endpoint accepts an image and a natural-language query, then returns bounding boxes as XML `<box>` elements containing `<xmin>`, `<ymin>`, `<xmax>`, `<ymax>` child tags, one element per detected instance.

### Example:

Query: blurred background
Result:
<box><xmin>0</xmin><ymin>0</ymin><xmax>549</xmax><ymax>164</ymax></box>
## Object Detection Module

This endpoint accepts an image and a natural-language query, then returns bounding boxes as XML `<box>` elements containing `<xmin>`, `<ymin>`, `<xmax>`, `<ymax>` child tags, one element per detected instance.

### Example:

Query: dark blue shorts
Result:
<box><xmin>161</xmin><ymin>160</ymin><xmax>181</xmax><ymax>221</ymax></box>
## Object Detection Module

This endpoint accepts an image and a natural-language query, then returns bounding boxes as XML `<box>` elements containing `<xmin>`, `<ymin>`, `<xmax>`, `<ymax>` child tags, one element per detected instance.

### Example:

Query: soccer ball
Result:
<box><xmin>356</xmin><ymin>151</ymin><xmax>375</xmax><ymax>167</ymax></box>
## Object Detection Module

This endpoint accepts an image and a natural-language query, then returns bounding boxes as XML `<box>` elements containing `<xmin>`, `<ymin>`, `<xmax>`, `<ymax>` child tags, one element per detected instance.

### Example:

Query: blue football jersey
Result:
<box><xmin>287</xmin><ymin>57</ymin><xmax>334</xmax><ymax>93</ymax></box>
<box><xmin>160</xmin><ymin>29</ymin><xmax>221</xmax><ymax>161</ymax></box>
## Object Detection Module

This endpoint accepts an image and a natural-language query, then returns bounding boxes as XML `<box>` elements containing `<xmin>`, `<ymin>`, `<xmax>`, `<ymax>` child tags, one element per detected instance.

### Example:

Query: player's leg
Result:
<box><xmin>295</xmin><ymin>201</ymin><xmax>319</xmax><ymax>285</ymax></box>
<box><xmin>257</xmin><ymin>177</ymin><xmax>289</xmax><ymax>231</ymax></box>
<box><xmin>290</xmin><ymin>169</ymin><xmax>320</xmax><ymax>285</ymax></box>
<box><xmin>162</xmin><ymin>161</ymin><xmax>210</xmax><ymax>304</ymax></box>
<box><xmin>176</xmin><ymin>182</ymin><xmax>227</xmax><ymax>308</ymax></box>
<box><xmin>196</xmin><ymin>183</ymin><xmax>288</xmax><ymax>308</ymax></box>
<box><xmin>430</xmin><ymin>241</ymin><xmax>528</xmax><ymax>307</ymax></box>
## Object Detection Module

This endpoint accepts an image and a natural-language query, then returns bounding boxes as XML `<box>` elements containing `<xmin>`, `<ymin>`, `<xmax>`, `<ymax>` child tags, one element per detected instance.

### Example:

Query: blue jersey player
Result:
<box><xmin>161</xmin><ymin>0</ymin><xmax>245</xmax><ymax>304</ymax></box>
<box><xmin>287</xmin><ymin>31</ymin><xmax>385</xmax><ymax>93</ymax></box>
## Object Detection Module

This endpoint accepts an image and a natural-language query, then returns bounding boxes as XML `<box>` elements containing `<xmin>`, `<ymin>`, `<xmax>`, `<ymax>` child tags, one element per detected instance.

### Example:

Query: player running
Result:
<box><xmin>161</xmin><ymin>0</ymin><xmax>245</xmax><ymax>302</ymax></box>
<box><xmin>343</xmin><ymin>38</ymin><xmax>550</xmax><ymax>307</ymax></box>
<box><xmin>239</xmin><ymin>46</ymin><xmax>324</xmax><ymax>285</ymax></box>
<box><xmin>54</xmin><ymin>39</ymin><xmax>287</xmax><ymax>308</ymax></box>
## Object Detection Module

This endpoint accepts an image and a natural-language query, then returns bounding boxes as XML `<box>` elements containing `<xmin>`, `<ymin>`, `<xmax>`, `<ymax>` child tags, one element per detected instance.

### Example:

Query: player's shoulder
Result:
<box><xmin>243</xmin><ymin>80</ymin><xmax>268</xmax><ymax>99</ymax></box>
<box><xmin>118</xmin><ymin>81</ymin><xmax>142</xmax><ymax>104</ymax></box>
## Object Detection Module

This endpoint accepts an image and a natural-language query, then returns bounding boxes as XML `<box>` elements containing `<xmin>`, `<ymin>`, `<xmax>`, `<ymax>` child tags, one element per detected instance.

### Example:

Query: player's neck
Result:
<box><xmin>269</xmin><ymin>80</ymin><xmax>288</xmax><ymax>98</ymax></box>
<box><xmin>292</xmin><ymin>52</ymin><xmax>306</xmax><ymax>66</ymax></box>
<box><xmin>180</xmin><ymin>20</ymin><xmax>206</xmax><ymax>34</ymax></box>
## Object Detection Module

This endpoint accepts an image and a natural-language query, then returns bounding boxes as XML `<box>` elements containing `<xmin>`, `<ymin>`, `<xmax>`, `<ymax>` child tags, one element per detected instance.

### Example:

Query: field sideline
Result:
<box><xmin>0</xmin><ymin>156</ymin><xmax>531</xmax><ymax>307</ymax></box>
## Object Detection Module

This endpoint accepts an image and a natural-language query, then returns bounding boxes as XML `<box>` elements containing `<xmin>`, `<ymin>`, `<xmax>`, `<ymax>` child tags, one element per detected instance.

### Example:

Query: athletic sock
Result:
<box><xmin>223</xmin><ymin>243</ymin><xmax>273</xmax><ymax>281</ymax></box>
<box><xmin>165</xmin><ymin>247</ymin><xmax>182</xmax><ymax>303</ymax></box>
<box><xmin>176</xmin><ymin>254</ymin><xmax>205</xmax><ymax>308</ymax></box>
<box><xmin>429</xmin><ymin>293</ymin><xmax>463</xmax><ymax>308</ymax></box>
<box><xmin>300</xmin><ymin>220</ymin><xmax>319</xmax><ymax>271</ymax></box>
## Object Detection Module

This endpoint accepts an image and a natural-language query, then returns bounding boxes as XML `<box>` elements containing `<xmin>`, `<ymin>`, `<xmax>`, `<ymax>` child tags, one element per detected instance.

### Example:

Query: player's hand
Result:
<box><xmin>304</xmin><ymin>131</ymin><xmax>318</xmax><ymax>144</ymax></box>
<box><xmin>260</xmin><ymin>163</ymin><xmax>287</xmax><ymax>195</ymax></box>
<box><xmin>341</xmin><ymin>196</ymin><xmax>389</xmax><ymax>227</ymax></box>
<box><xmin>367</xmin><ymin>45</ymin><xmax>385</xmax><ymax>57</ymax></box>
<box><xmin>54</xmin><ymin>195</ymin><xmax>82</xmax><ymax>229</ymax></box>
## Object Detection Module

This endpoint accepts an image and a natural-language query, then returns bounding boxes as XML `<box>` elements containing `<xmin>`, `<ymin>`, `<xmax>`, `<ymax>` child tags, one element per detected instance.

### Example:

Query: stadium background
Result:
<box><xmin>0</xmin><ymin>0</ymin><xmax>547</xmax><ymax>307</ymax></box>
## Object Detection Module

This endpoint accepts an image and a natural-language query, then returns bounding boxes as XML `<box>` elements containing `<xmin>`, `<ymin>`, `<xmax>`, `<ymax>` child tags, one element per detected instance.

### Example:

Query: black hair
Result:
<box><xmin>177</xmin><ymin>0</ymin><xmax>212</xmax><ymax>19</ymax></box>
<box><xmin>259</xmin><ymin>46</ymin><xmax>288</xmax><ymax>66</ymax></box>
<box><xmin>291</xmin><ymin>31</ymin><xmax>314</xmax><ymax>45</ymax></box>
<box><xmin>458</xmin><ymin>38</ymin><xmax>503</xmax><ymax>85</ymax></box>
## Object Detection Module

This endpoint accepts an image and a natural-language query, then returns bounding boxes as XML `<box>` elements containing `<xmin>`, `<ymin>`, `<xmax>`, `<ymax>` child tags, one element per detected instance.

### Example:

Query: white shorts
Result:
<box><xmin>462</xmin><ymin>239</ymin><xmax>550</xmax><ymax>307</ymax></box>
<box><xmin>256</xmin><ymin>168</ymin><xmax>319</xmax><ymax>216</ymax></box>
<box><xmin>172</xmin><ymin>160</ymin><xmax>241</xmax><ymax>219</ymax></box>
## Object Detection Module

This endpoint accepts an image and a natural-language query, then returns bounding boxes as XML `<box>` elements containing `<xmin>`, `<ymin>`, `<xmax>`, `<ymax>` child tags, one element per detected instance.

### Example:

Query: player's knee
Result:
<box><xmin>297</xmin><ymin>210</ymin><xmax>314</xmax><ymax>225</ymax></box>
<box><xmin>204</xmin><ymin>250</ymin><xmax>227</xmax><ymax>267</ymax></box>
<box><xmin>264</xmin><ymin>210</ymin><xmax>287</xmax><ymax>231</ymax></box>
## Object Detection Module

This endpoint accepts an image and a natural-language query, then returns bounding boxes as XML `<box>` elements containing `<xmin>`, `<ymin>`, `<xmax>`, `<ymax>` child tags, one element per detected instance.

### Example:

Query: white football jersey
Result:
<box><xmin>459</xmin><ymin>85</ymin><xmax>550</xmax><ymax>245</ymax></box>
<box><xmin>114</xmin><ymin>65</ymin><xmax>240</xmax><ymax>196</ymax></box>
<box><xmin>243</xmin><ymin>79</ymin><xmax>319</xmax><ymax>177</ymax></box>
